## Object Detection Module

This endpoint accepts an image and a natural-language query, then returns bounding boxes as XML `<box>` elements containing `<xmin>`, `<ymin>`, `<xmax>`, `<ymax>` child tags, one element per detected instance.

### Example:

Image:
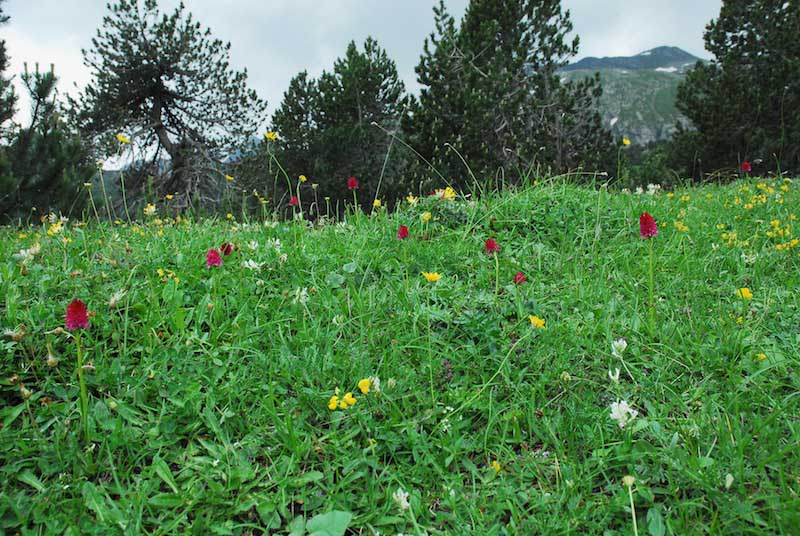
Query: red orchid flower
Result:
<box><xmin>66</xmin><ymin>299</ymin><xmax>89</xmax><ymax>331</ymax></box>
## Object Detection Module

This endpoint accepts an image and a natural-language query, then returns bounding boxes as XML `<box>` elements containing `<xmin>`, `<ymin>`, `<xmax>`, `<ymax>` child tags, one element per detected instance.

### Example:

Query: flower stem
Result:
<box><xmin>494</xmin><ymin>252</ymin><xmax>500</xmax><ymax>295</ymax></box>
<box><xmin>628</xmin><ymin>484</ymin><xmax>639</xmax><ymax>536</ymax></box>
<box><xmin>75</xmin><ymin>332</ymin><xmax>89</xmax><ymax>445</ymax></box>
<box><xmin>648</xmin><ymin>238</ymin><xmax>655</xmax><ymax>338</ymax></box>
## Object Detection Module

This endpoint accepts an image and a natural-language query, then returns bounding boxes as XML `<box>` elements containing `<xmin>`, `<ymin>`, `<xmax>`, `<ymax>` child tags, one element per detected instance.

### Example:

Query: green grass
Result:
<box><xmin>1</xmin><ymin>177</ymin><xmax>799</xmax><ymax>534</ymax></box>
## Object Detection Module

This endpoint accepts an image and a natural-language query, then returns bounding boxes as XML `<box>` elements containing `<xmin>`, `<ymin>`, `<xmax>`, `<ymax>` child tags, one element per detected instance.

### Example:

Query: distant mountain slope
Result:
<box><xmin>559</xmin><ymin>47</ymin><xmax>704</xmax><ymax>145</ymax></box>
<box><xmin>562</xmin><ymin>46</ymin><xmax>701</xmax><ymax>74</ymax></box>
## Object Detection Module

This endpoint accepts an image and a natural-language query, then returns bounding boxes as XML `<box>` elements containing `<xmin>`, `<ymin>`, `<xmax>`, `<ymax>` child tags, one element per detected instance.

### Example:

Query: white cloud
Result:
<box><xmin>2</xmin><ymin>0</ymin><xmax>719</xmax><ymax>124</ymax></box>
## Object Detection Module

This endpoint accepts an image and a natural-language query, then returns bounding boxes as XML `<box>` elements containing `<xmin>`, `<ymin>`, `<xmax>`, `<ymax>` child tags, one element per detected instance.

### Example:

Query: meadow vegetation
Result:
<box><xmin>1</xmin><ymin>175</ymin><xmax>798</xmax><ymax>534</ymax></box>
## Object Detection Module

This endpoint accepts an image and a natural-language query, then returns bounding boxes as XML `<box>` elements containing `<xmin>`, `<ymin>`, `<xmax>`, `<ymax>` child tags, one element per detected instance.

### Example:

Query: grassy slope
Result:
<box><xmin>1</xmin><ymin>177</ymin><xmax>799</xmax><ymax>534</ymax></box>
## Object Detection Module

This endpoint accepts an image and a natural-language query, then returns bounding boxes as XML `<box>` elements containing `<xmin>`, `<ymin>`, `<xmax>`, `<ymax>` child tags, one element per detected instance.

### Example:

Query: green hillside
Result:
<box><xmin>560</xmin><ymin>47</ymin><xmax>703</xmax><ymax>145</ymax></box>
<box><xmin>561</xmin><ymin>68</ymin><xmax>690</xmax><ymax>145</ymax></box>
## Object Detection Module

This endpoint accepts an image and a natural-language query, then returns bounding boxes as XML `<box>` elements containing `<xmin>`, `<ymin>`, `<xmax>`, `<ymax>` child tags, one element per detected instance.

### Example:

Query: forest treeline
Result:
<box><xmin>0</xmin><ymin>0</ymin><xmax>797</xmax><ymax>221</ymax></box>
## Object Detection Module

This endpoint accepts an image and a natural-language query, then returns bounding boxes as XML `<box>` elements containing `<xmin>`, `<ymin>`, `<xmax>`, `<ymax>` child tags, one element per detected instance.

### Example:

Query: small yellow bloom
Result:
<box><xmin>265</xmin><ymin>132</ymin><xmax>278</xmax><ymax>141</ymax></box>
<box><xmin>491</xmin><ymin>460</ymin><xmax>502</xmax><ymax>473</ymax></box>
<box><xmin>406</xmin><ymin>194</ymin><xmax>418</xmax><ymax>206</ymax></box>
<box><xmin>225</xmin><ymin>174</ymin><xmax>234</xmax><ymax>182</ymax></box>
<box><xmin>422</xmin><ymin>271</ymin><xmax>441</xmax><ymax>283</ymax></box>
<box><xmin>116</xmin><ymin>133</ymin><xmax>131</xmax><ymax>144</ymax></box>
<box><xmin>421</xmin><ymin>211</ymin><xmax>432</xmax><ymax>223</ymax></box>
<box><xmin>666</xmin><ymin>192</ymin><xmax>675</xmax><ymax>198</ymax></box>
<box><xmin>165</xmin><ymin>194</ymin><xmax>174</xmax><ymax>200</ymax></box>
<box><xmin>373</xmin><ymin>199</ymin><xmax>381</xmax><ymax>208</ymax></box>
<box><xmin>226</xmin><ymin>213</ymin><xmax>233</xmax><ymax>220</ymax></box>
<box><xmin>342</xmin><ymin>392</ymin><xmax>357</xmax><ymax>408</ymax></box>
<box><xmin>143</xmin><ymin>203</ymin><xmax>157</xmax><ymax>217</ymax></box>
<box><xmin>756</xmin><ymin>353</ymin><xmax>767</xmax><ymax>361</ymax></box>
<box><xmin>83</xmin><ymin>182</ymin><xmax>92</xmax><ymax>188</ymax></box>
<box><xmin>18</xmin><ymin>233</ymin><xmax>27</xmax><ymax>239</ymax></box>
<box><xmin>328</xmin><ymin>395</ymin><xmax>339</xmax><ymax>410</ymax></box>
<box><xmin>358</xmin><ymin>378</ymin><xmax>371</xmax><ymax>394</ymax></box>
<box><xmin>529</xmin><ymin>315</ymin><xmax>546</xmax><ymax>329</ymax></box>
<box><xmin>622</xmin><ymin>138</ymin><xmax>631</xmax><ymax>146</ymax></box>
<box><xmin>681</xmin><ymin>195</ymin><xmax>691</xmax><ymax>202</ymax></box>
<box><xmin>737</xmin><ymin>287</ymin><xmax>753</xmax><ymax>300</ymax></box>
<box><xmin>299</xmin><ymin>175</ymin><xmax>308</xmax><ymax>183</ymax></box>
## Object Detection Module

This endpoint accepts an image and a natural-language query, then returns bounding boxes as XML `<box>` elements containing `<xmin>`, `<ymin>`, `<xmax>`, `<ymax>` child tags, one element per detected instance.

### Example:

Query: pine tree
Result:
<box><xmin>0</xmin><ymin>67</ymin><xmax>93</xmax><ymax>221</ymax></box>
<box><xmin>271</xmin><ymin>71</ymin><xmax>318</xmax><ymax>185</ymax></box>
<box><xmin>403</xmin><ymin>1</ymin><xmax>465</xmax><ymax>186</ymax></box>
<box><xmin>0</xmin><ymin>0</ymin><xmax>17</xmax><ymax>139</ymax></box>
<box><xmin>266</xmin><ymin>38</ymin><xmax>408</xmax><ymax>212</ymax></box>
<box><xmin>673</xmin><ymin>0</ymin><xmax>800</xmax><ymax>177</ymax></box>
<box><xmin>74</xmin><ymin>0</ymin><xmax>267</xmax><ymax>201</ymax></box>
<box><xmin>409</xmin><ymin>0</ymin><xmax>612</xmax><ymax>186</ymax></box>
<box><xmin>314</xmin><ymin>38</ymin><xmax>408</xmax><ymax>207</ymax></box>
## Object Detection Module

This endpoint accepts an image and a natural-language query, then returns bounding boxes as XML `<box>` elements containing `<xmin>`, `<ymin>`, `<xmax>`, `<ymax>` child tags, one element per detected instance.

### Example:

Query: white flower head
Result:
<box><xmin>609</xmin><ymin>400</ymin><xmax>638</xmax><ymax>429</ymax></box>
<box><xmin>242</xmin><ymin>259</ymin><xmax>264</xmax><ymax>271</ymax></box>
<box><xmin>612</xmin><ymin>337</ymin><xmax>628</xmax><ymax>358</ymax></box>
<box><xmin>14</xmin><ymin>243</ymin><xmax>42</xmax><ymax>263</ymax></box>
<box><xmin>247</xmin><ymin>240</ymin><xmax>259</xmax><ymax>251</ymax></box>
<box><xmin>108</xmin><ymin>289</ymin><xmax>127</xmax><ymax>309</ymax></box>
<box><xmin>293</xmin><ymin>287</ymin><xmax>309</xmax><ymax>305</ymax></box>
<box><xmin>392</xmin><ymin>487</ymin><xmax>410</xmax><ymax>511</ymax></box>
<box><xmin>369</xmin><ymin>376</ymin><xmax>381</xmax><ymax>393</ymax></box>
<box><xmin>608</xmin><ymin>368</ymin><xmax>621</xmax><ymax>384</ymax></box>
<box><xmin>279</xmin><ymin>253</ymin><xmax>288</xmax><ymax>264</ymax></box>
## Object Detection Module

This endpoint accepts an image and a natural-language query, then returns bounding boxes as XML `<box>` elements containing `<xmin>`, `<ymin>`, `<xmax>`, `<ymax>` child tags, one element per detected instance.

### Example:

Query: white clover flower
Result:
<box><xmin>609</xmin><ymin>400</ymin><xmax>638</xmax><ymax>429</ymax></box>
<box><xmin>612</xmin><ymin>337</ymin><xmax>628</xmax><ymax>358</ymax></box>
<box><xmin>242</xmin><ymin>260</ymin><xmax>264</xmax><ymax>271</ymax></box>
<box><xmin>292</xmin><ymin>287</ymin><xmax>309</xmax><ymax>305</ymax></box>
<box><xmin>108</xmin><ymin>289</ymin><xmax>127</xmax><ymax>309</ymax></box>
<box><xmin>608</xmin><ymin>368</ymin><xmax>621</xmax><ymax>384</ymax></box>
<box><xmin>247</xmin><ymin>240</ymin><xmax>259</xmax><ymax>251</ymax></box>
<box><xmin>369</xmin><ymin>376</ymin><xmax>381</xmax><ymax>393</ymax></box>
<box><xmin>279</xmin><ymin>253</ymin><xmax>288</xmax><ymax>263</ymax></box>
<box><xmin>392</xmin><ymin>487</ymin><xmax>410</xmax><ymax>511</ymax></box>
<box><xmin>14</xmin><ymin>243</ymin><xmax>42</xmax><ymax>263</ymax></box>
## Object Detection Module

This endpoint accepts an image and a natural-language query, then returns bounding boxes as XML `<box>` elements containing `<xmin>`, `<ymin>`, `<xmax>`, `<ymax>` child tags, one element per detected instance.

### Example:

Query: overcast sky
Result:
<box><xmin>3</xmin><ymin>0</ymin><xmax>722</xmax><ymax>124</ymax></box>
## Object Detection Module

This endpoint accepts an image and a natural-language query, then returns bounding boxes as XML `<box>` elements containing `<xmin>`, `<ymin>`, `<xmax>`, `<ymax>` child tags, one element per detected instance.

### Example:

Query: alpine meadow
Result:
<box><xmin>1</xmin><ymin>1</ymin><xmax>799</xmax><ymax>535</ymax></box>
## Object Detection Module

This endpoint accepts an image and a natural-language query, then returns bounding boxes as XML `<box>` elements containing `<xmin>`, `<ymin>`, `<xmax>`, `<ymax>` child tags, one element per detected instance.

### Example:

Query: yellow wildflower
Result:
<box><xmin>681</xmin><ymin>195</ymin><xmax>691</xmax><ymax>202</ymax></box>
<box><xmin>529</xmin><ymin>315</ymin><xmax>546</xmax><ymax>329</ymax></box>
<box><xmin>226</xmin><ymin>213</ymin><xmax>233</xmax><ymax>220</ymax></box>
<box><xmin>622</xmin><ymin>138</ymin><xmax>631</xmax><ymax>146</ymax></box>
<box><xmin>373</xmin><ymin>199</ymin><xmax>381</xmax><ymax>208</ymax></box>
<box><xmin>406</xmin><ymin>194</ymin><xmax>418</xmax><ymax>206</ymax></box>
<box><xmin>421</xmin><ymin>211</ymin><xmax>432</xmax><ymax>223</ymax></box>
<box><xmin>299</xmin><ymin>175</ymin><xmax>308</xmax><ymax>183</ymax></box>
<box><xmin>116</xmin><ymin>133</ymin><xmax>131</xmax><ymax>144</ymax></box>
<box><xmin>328</xmin><ymin>395</ymin><xmax>339</xmax><ymax>410</ymax></box>
<box><xmin>358</xmin><ymin>378</ymin><xmax>371</xmax><ymax>394</ymax></box>
<box><xmin>265</xmin><ymin>132</ymin><xmax>278</xmax><ymax>141</ymax></box>
<box><xmin>737</xmin><ymin>287</ymin><xmax>753</xmax><ymax>300</ymax></box>
<box><xmin>491</xmin><ymin>460</ymin><xmax>502</xmax><ymax>473</ymax></box>
<box><xmin>756</xmin><ymin>353</ymin><xmax>767</xmax><ymax>361</ymax></box>
<box><xmin>165</xmin><ymin>194</ymin><xmax>174</xmax><ymax>200</ymax></box>
<box><xmin>422</xmin><ymin>272</ymin><xmax>441</xmax><ymax>283</ymax></box>
<box><xmin>143</xmin><ymin>203</ymin><xmax>157</xmax><ymax>217</ymax></box>
<box><xmin>666</xmin><ymin>192</ymin><xmax>674</xmax><ymax>198</ymax></box>
<box><xmin>225</xmin><ymin>174</ymin><xmax>234</xmax><ymax>182</ymax></box>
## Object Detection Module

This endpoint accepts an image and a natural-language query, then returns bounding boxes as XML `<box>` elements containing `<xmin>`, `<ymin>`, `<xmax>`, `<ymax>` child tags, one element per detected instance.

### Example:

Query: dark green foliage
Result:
<box><xmin>672</xmin><ymin>0</ymin><xmax>800</xmax><ymax>178</ymax></box>
<box><xmin>0</xmin><ymin>69</ymin><xmax>93</xmax><ymax>222</ymax></box>
<box><xmin>0</xmin><ymin>0</ymin><xmax>16</xmax><ymax>139</ymax></box>
<box><xmin>74</xmin><ymin>0</ymin><xmax>267</xmax><ymax>202</ymax></box>
<box><xmin>263</xmin><ymin>38</ymin><xmax>409</xmax><ymax>213</ymax></box>
<box><xmin>406</xmin><ymin>0</ymin><xmax>613</xmax><ymax>188</ymax></box>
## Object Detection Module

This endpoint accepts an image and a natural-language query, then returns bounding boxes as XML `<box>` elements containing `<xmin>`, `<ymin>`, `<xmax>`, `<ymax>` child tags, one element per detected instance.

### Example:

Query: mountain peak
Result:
<box><xmin>561</xmin><ymin>46</ymin><xmax>701</xmax><ymax>73</ymax></box>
